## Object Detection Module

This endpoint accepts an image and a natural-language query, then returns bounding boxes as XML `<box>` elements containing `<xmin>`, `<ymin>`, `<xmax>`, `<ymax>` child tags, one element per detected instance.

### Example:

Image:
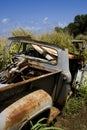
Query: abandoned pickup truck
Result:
<box><xmin>0</xmin><ymin>37</ymin><xmax>85</xmax><ymax>130</ymax></box>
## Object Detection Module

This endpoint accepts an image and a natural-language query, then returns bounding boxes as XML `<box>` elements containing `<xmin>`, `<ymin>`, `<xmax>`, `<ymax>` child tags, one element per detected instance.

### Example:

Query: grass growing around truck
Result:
<box><xmin>55</xmin><ymin>79</ymin><xmax>87</xmax><ymax>130</ymax></box>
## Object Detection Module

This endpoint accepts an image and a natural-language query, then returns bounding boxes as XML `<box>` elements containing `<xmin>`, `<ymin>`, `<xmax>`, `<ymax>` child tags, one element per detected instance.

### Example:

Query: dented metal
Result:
<box><xmin>0</xmin><ymin>89</ymin><xmax>52</xmax><ymax>130</ymax></box>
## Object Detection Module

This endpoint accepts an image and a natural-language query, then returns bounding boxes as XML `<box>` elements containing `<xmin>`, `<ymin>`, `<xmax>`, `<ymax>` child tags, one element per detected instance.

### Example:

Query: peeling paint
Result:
<box><xmin>0</xmin><ymin>89</ymin><xmax>52</xmax><ymax>130</ymax></box>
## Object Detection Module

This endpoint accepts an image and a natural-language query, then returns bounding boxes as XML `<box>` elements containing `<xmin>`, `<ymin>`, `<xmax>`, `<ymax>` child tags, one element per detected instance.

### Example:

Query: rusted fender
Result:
<box><xmin>0</xmin><ymin>89</ymin><xmax>52</xmax><ymax>130</ymax></box>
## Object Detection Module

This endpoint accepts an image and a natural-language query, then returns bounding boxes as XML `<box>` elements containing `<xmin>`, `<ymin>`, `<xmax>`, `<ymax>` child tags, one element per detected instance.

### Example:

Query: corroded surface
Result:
<box><xmin>0</xmin><ymin>89</ymin><xmax>52</xmax><ymax>130</ymax></box>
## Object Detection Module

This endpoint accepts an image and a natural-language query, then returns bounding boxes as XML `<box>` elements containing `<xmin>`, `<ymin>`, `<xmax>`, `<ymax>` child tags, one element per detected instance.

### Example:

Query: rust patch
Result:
<box><xmin>2</xmin><ymin>90</ymin><xmax>52</xmax><ymax>129</ymax></box>
<box><xmin>47</xmin><ymin>106</ymin><xmax>60</xmax><ymax>124</ymax></box>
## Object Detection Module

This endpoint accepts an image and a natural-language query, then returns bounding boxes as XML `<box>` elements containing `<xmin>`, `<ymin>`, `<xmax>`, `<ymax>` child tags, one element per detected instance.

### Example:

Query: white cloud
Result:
<box><xmin>43</xmin><ymin>17</ymin><xmax>48</xmax><ymax>24</ymax></box>
<box><xmin>58</xmin><ymin>22</ymin><xmax>67</xmax><ymax>28</ymax></box>
<box><xmin>1</xmin><ymin>18</ymin><xmax>9</xmax><ymax>24</ymax></box>
<box><xmin>24</xmin><ymin>26</ymin><xmax>41</xmax><ymax>33</ymax></box>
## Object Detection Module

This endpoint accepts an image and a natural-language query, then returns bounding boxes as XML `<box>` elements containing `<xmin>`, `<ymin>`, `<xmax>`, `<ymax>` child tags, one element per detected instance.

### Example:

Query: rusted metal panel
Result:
<box><xmin>68</xmin><ymin>53</ymin><xmax>81</xmax><ymax>59</ymax></box>
<box><xmin>47</xmin><ymin>106</ymin><xmax>60</xmax><ymax>124</ymax></box>
<box><xmin>0</xmin><ymin>89</ymin><xmax>52</xmax><ymax>130</ymax></box>
<box><xmin>0</xmin><ymin>71</ymin><xmax>59</xmax><ymax>91</ymax></box>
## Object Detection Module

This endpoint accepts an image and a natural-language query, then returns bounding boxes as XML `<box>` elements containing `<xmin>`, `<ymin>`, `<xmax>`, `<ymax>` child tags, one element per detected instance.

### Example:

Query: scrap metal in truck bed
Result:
<box><xmin>0</xmin><ymin>37</ymin><xmax>86</xmax><ymax>130</ymax></box>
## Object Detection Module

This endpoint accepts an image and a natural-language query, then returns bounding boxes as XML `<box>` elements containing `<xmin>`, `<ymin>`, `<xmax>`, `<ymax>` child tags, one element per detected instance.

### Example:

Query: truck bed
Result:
<box><xmin>0</xmin><ymin>68</ymin><xmax>61</xmax><ymax>112</ymax></box>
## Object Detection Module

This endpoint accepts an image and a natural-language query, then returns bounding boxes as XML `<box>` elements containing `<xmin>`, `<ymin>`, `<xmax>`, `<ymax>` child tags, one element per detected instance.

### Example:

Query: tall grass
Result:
<box><xmin>12</xmin><ymin>27</ymin><xmax>35</xmax><ymax>39</ymax></box>
<box><xmin>62</xmin><ymin>78</ymin><xmax>87</xmax><ymax>116</ymax></box>
<box><xmin>0</xmin><ymin>38</ymin><xmax>6</xmax><ymax>54</ymax></box>
<box><xmin>0</xmin><ymin>38</ymin><xmax>7</xmax><ymax>71</ymax></box>
<box><xmin>55</xmin><ymin>79</ymin><xmax>87</xmax><ymax>130</ymax></box>
<box><xmin>37</xmin><ymin>32</ymin><xmax>74</xmax><ymax>52</ymax></box>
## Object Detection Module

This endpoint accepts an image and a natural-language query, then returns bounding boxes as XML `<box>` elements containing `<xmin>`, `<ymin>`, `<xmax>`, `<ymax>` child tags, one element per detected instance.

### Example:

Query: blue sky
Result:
<box><xmin>0</xmin><ymin>0</ymin><xmax>87</xmax><ymax>36</ymax></box>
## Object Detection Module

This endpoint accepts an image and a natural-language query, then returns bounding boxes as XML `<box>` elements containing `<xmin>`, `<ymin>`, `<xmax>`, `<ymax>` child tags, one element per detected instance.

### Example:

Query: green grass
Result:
<box><xmin>30</xmin><ymin>118</ymin><xmax>63</xmax><ymax>130</ymax></box>
<box><xmin>62</xmin><ymin>81</ymin><xmax>87</xmax><ymax>116</ymax></box>
<box><xmin>55</xmin><ymin>80</ymin><xmax>87</xmax><ymax>130</ymax></box>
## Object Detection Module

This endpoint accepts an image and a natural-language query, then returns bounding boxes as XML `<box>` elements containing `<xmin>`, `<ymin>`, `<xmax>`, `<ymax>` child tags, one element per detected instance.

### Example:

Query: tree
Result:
<box><xmin>54</xmin><ymin>27</ymin><xmax>63</xmax><ymax>33</ymax></box>
<box><xmin>67</xmin><ymin>14</ymin><xmax>87</xmax><ymax>37</ymax></box>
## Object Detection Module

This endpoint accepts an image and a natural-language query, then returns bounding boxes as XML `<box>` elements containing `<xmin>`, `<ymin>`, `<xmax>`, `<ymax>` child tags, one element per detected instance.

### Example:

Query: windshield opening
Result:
<box><xmin>6</xmin><ymin>41</ymin><xmax>58</xmax><ymax>65</ymax></box>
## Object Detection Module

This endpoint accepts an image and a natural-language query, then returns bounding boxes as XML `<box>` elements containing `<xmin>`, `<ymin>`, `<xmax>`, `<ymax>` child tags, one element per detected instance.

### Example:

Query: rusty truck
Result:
<box><xmin>0</xmin><ymin>37</ymin><xmax>86</xmax><ymax>130</ymax></box>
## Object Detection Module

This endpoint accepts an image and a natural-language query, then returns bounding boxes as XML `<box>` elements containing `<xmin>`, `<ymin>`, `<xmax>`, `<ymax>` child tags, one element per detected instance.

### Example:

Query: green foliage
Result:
<box><xmin>37</xmin><ymin>32</ymin><xmax>73</xmax><ymax>52</ymax></box>
<box><xmin>0</xmin><ymin>38</ymin><xmax>7</xmax><ymax>71</ymax></box>
<box><xmin>0</xmin><ymin>38</ymin><xmax>6</xmax><ymax>54</ymax></box>
<box><xmin>75</xmin><ymin>34</ymin><xmax>87</xmax><ymax>42</ymax></box>
<box><xmin>12</xmin><ymin>27</ymin><xmax>35</xmax><ymax>38</ymax></box>
<box><xmin>78</xmin><ymin>78</ymin><xmax>87</xmax><ymax>100</ymax></box>
<box><xmin>54</xmin><ymin>27</ymin><xmax>63</xmax><ymax>33</ymax></box>
<box><xmin>67</xmin><ymin>22</ymin><xmax>80</xmax><ymax>37</ymax></box>
<box><xmin>0</xmin><ymin>28</ymin><xmax>35</xmax><ymax>71</ymax></box>
<box><xmin>30</xmin><ymin>118</ymin><xmax>63</xmax><ymax>130</ymax></box>
<box><xmin>67</xmin><ymin>14</ymin><xmax>87</xmax><ymax>37</ymax></box>
<box><xmin>62</xmin><ymin>79</ymin><xmax>87</xmax><ymax>116</ymax></box>
<box><xmin>62</xmin><ymin>97</ymin><xmax>84</xmax><ymax>116</ymax></box>
<box><xmin>74</xmin><ymin>35</ymin><xmax>87</xmax><ymax>60</ymax></box>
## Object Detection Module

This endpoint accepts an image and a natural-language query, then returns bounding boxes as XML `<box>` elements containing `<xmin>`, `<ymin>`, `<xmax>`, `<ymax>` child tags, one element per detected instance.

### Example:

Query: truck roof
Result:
<box><xmin>8</xmin><ymin>36</ymin><xmax>63</xmax><ymax>50</ymax></box>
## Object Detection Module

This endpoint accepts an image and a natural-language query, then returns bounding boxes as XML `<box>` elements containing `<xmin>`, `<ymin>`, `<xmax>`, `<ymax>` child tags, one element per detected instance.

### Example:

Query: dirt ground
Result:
<box><xmin>55</xmin><ymin>107</ymin><xmax>87</xmax><ymax>130</ymax></box>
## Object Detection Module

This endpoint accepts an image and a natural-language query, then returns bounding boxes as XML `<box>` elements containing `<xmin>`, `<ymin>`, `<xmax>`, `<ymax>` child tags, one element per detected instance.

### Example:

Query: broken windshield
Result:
<box><xmin>5</xmin><ymin>40</ymin><xmax>58</xmax><ymax>65</ymax></box>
